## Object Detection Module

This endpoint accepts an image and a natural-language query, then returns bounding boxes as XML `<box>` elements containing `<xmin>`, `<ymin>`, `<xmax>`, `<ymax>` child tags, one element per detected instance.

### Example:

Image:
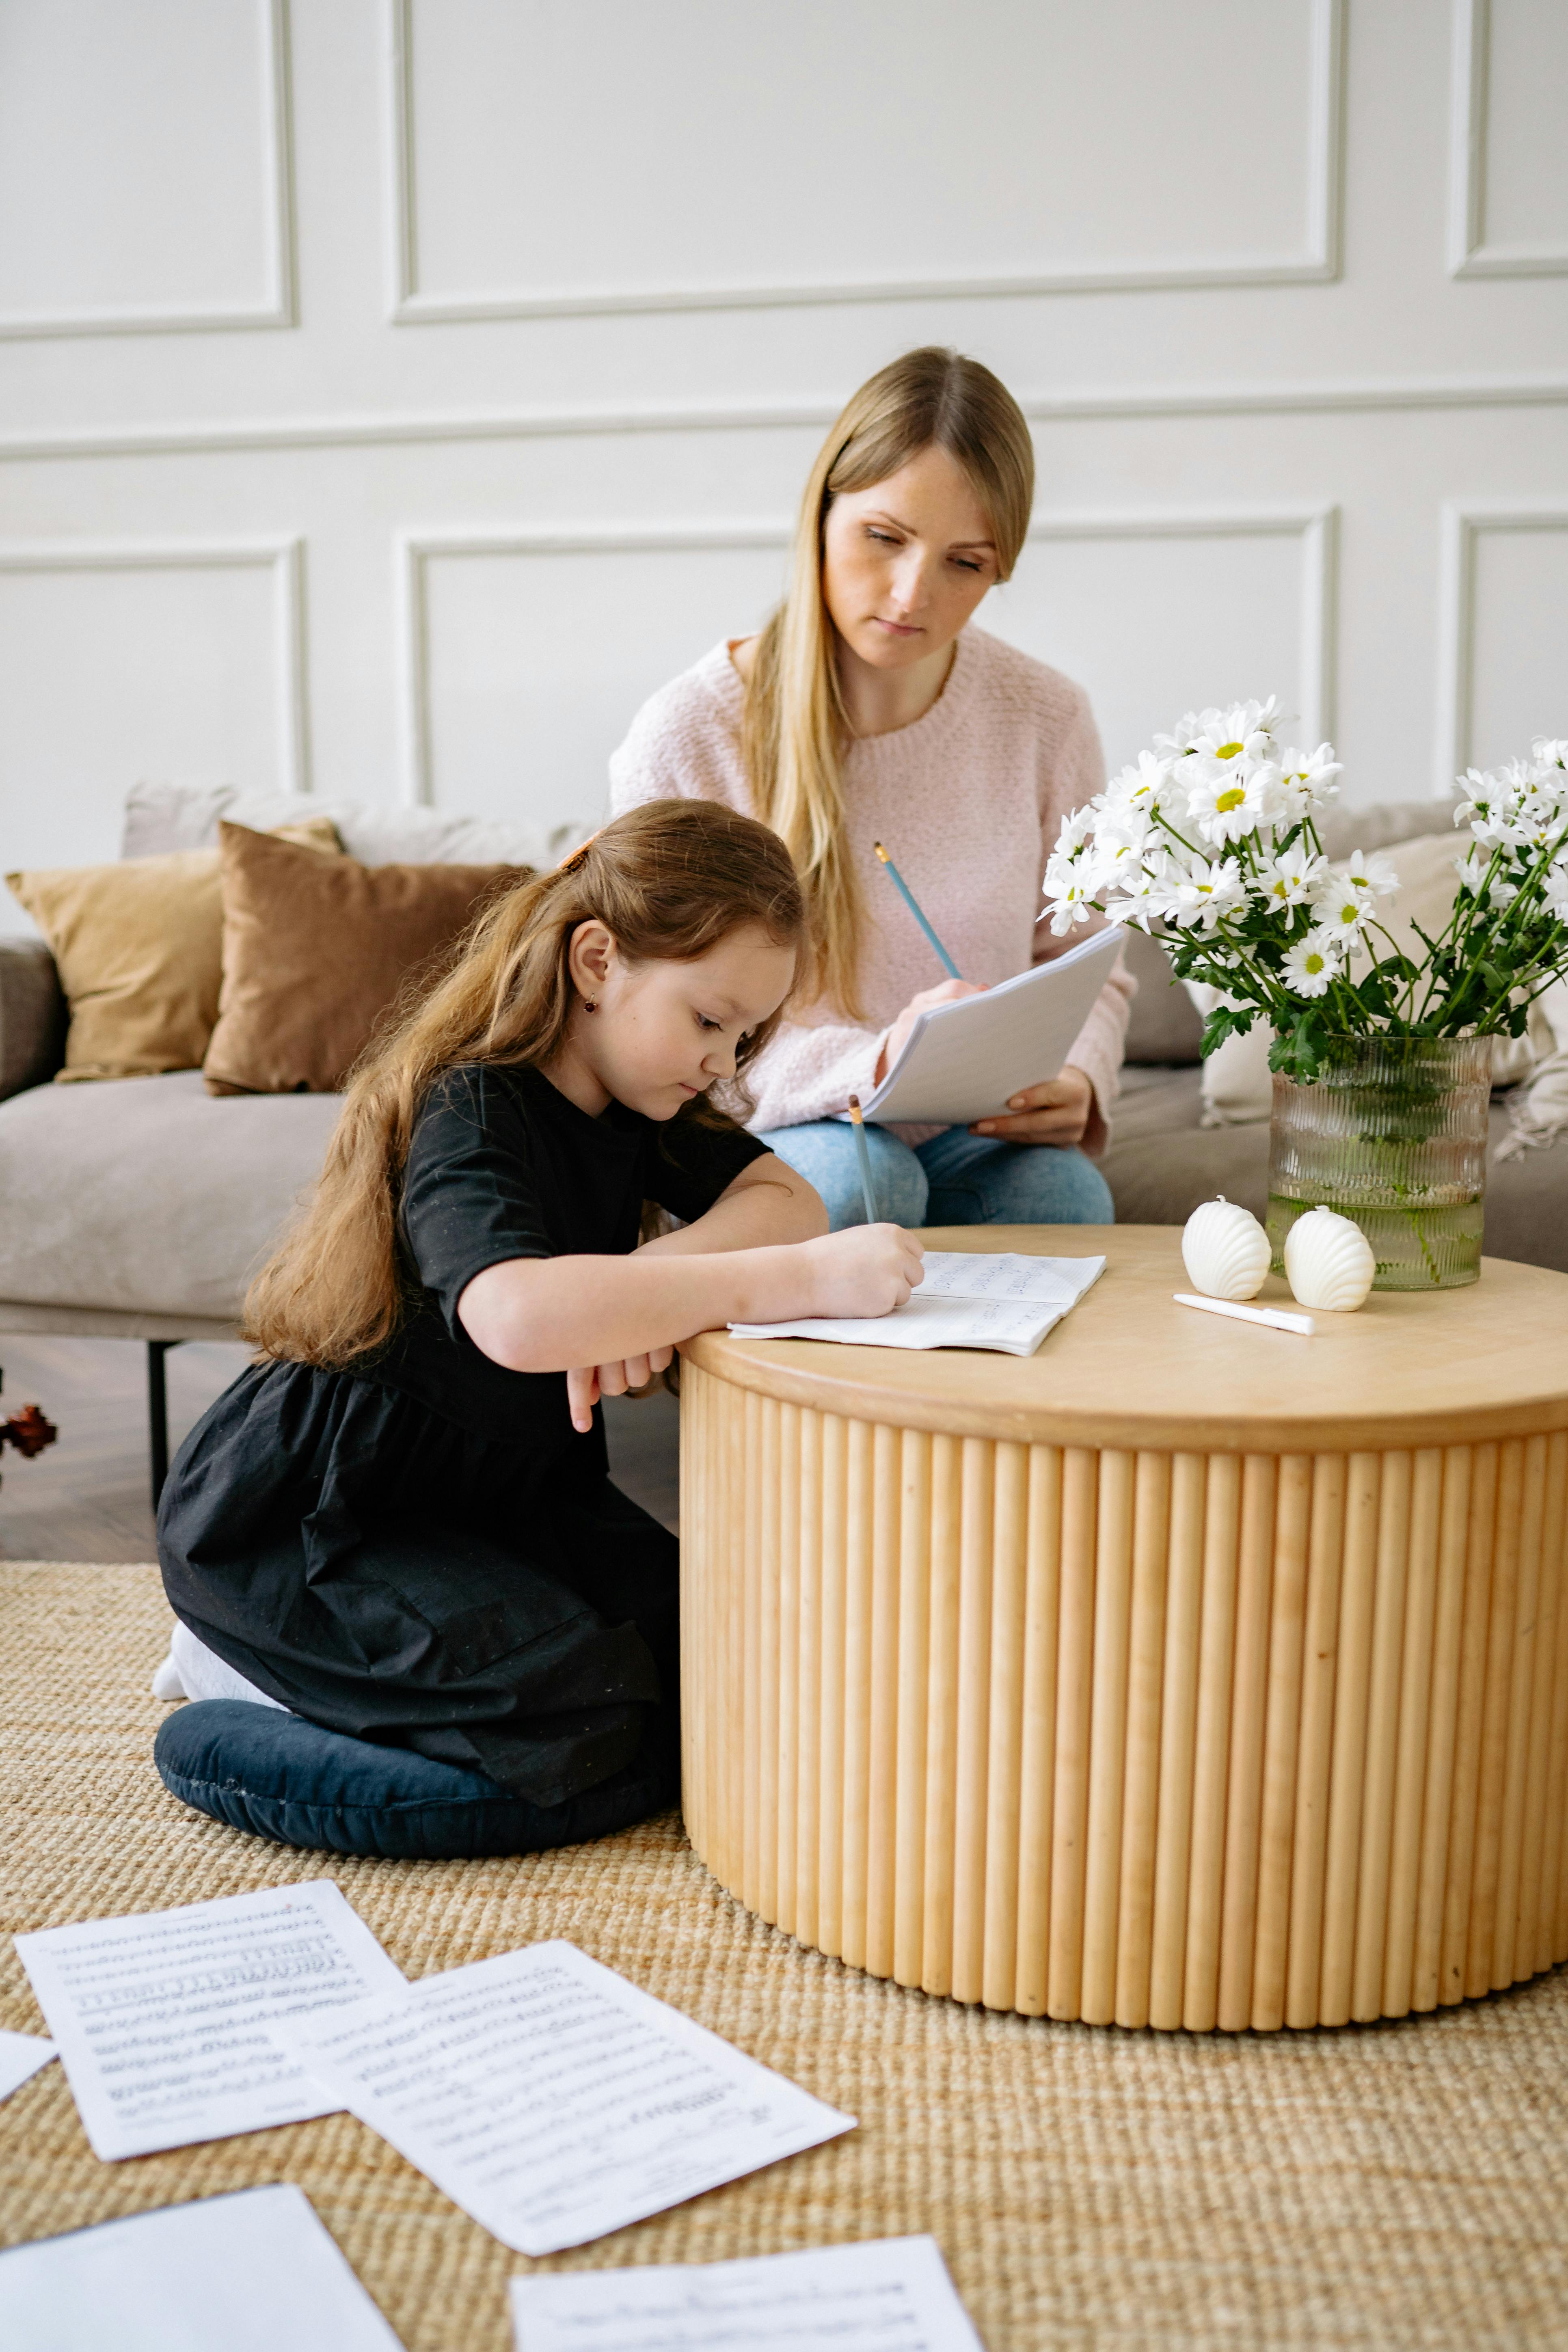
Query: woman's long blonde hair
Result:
<box><xmin>743</xmin><ymin>346</ymin><xmax>1035</xmax><ymax>1016</ymax></box>
<box><xmin>244</xmin><ymin>799</ymin><xmax>804</xmax><ymax>1371</ymax></box>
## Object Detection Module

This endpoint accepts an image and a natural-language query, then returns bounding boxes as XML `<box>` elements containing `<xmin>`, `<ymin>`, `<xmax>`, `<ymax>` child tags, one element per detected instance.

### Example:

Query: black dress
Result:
<box><xmin>157</xmin><ymin>1063</ymin><xmax>766</xmax><ymax>1805</ymax></box>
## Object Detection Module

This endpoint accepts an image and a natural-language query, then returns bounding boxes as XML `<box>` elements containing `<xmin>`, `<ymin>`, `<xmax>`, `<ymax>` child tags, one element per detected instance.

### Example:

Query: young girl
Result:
<box><xmin>152</xmin><ymin>800</ymin><xmax>921</xmax><ymax>1855</ymax></box>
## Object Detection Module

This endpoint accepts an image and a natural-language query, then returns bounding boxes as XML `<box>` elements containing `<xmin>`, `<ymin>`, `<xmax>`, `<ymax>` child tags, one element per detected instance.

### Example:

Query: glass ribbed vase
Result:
<box><xmin>1266</xmin><ymin>1035</ymin><xmax>1492</xmax><ymax>1290</ymax></box>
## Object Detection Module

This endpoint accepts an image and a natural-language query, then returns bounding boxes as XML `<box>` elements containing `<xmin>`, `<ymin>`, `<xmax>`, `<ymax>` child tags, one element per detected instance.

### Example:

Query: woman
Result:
<box><xmin>609</xmin><ymin>346</ymin><xmax>1132</xmax><ymax>1230</ymax></box>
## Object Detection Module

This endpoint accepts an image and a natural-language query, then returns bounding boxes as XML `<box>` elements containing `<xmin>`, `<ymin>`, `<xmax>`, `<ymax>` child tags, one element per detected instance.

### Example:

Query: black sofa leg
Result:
<box><xmin>148</xmin><ymin>1341</ymin><xmax>177</xmax><ymax>1514</ymax></box>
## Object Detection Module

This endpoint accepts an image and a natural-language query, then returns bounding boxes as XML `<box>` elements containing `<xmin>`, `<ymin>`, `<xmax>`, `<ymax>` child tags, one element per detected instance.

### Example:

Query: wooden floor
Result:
<box><xmin>0</xmin><ymin>1337</ymin><xmax>681</xmax><ymax>1561</ymax></box>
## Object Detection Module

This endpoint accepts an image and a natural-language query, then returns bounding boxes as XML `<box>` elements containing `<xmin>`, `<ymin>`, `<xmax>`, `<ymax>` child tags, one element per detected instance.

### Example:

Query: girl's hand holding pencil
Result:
<box><xmin>563</xmin><ymin>1226</ymin><xmax>923</xmax><ymax>1429</ymax></box>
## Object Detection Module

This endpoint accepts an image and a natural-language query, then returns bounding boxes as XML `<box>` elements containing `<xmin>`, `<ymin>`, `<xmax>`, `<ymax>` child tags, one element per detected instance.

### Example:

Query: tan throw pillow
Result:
<box><xmin>1186</xmin><ymin>829</ymin><xmax>1557</xmax><ymax>1126</ymax></box>
<box><xmin>203</xmin><ymin>823</ymin><xmax>528</xmax><ymax>1094</ymax></box>
<box><xmin>6</xmin><ymin>816</ymin><xmax>341</xmax><ymax>1083</ymax></box>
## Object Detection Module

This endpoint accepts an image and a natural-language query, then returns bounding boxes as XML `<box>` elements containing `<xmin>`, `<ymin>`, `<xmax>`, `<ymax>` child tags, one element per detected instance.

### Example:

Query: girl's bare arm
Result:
<box><xmin>458</xmin><ymin>1156</ymin><xmax>915</xmax><ymax>1377</ymax></box>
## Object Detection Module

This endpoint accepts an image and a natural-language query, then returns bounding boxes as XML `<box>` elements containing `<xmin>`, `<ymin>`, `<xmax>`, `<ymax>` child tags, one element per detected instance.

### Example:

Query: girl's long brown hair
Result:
<box><xmin>244</xmin><ymin>798</ymin><xmax>804</xmax><ymax>1370</ymax></box>
<box><xmin>743</xmin><ymin>346</ymin><xmax>1035</xmax><ymax>1017</ymax></box>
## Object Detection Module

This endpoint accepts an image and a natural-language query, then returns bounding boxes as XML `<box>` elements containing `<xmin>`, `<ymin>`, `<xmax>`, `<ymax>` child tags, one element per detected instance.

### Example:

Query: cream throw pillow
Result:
<box><xmin>6</xmin><ymin>816</ymin><xmax>341</xmax><ymax>1082</ymax></box>
<box><xmin>1187</xmin><ymin>831</ymin><xmax>1556</xmax><ymax>1126</ymax></box>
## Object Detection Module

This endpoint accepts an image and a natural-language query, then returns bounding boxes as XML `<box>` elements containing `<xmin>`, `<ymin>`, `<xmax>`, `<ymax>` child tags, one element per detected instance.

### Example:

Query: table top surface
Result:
<box><xmin>682</xmin><ymin>1226</ymin><xmax>1568</xmax><ymax>1454</ymax></box>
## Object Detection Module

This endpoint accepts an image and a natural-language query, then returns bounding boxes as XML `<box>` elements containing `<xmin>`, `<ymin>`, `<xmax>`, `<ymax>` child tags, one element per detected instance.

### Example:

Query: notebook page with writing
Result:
<box><xmin>859</xmin><ymin>925</ymin><xmax>1121</xmax><ymax>1126</ymax></box>
<box><xmin>729</xmin><ymin>1252</ymin><xmax>1105</xmax><ymax>1357</ymax></box>
<box><xmin>282</xmin><ymin>1940</ymin><xmax>853</xmax><ymax>2256</ymax></box>
<box><xmin>15</xmin><ymin>1881</ymin><xmax>405</xmax><ymax>2161</ymax></box>
<box><xmin>510</xmin><ymin>2234</ymin><xmax>983</xmax><ymax>2351</ymax></box>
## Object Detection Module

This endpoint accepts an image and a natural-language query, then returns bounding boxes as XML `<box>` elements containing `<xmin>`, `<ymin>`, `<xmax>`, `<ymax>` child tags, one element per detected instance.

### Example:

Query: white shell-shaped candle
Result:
<box><xmin>1181</xmin><ymin>1196</ymin><xmax>1272</xmax><ymax>1301</ymax></box>
<box><xmin>1283</xmin><ymin>1205</ymin><xmax>1376</xmax><ymax>1312</ymax></box>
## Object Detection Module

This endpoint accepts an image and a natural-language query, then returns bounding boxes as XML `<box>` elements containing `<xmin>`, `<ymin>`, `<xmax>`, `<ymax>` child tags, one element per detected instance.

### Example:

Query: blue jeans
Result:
<box><xmin>757</xmin><ymin>1120</ymin><xmax>1114</xmax><ymax>1231</ymax></box>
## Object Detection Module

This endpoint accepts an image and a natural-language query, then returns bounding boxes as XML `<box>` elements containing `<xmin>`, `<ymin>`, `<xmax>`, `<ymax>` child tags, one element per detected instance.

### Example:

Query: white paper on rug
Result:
<box><xmin>14</xmin><ymin>1880</ymin><xmax>405</xmax><ymax>2161</ymax></box>
<box><xmin>280</xmin><ymin>1939</ymin><xmax>855</xmax><ymax>2256</ymax></box>
<box><xmin>509</xmin><ymin>2233</ymin><xmax>983</xmax><ymax>2350</ymax></box>
<box><xmin>0</xmin><ymin>2184</ymin><xmax>404</xmax><ymax>2352</ymax></box>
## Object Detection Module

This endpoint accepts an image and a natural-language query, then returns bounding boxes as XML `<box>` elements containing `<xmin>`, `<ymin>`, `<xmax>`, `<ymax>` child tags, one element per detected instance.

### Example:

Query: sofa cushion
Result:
<box><xmin>0</xmin><ymin>1070</ymin><xmax>341</xmax><ymax>1320</ymax></box>
<box><xmin>1119</xmin><ymin>924</ymin><xmax>1203</xmax><ymax>1063</ymax></box>
<box><xmin>123</xmin><ymin>780</ymin><xmax>588</xmax><ymax>871</ymax></box>
<box><xmin>0</xmin><ymin>938</ymin><xmax>65</xmax><ymax>1099</ymax></box>
<box><xmin>4</xmin><ymin>819</ymin><xmax>341</xmax><ymax>1084</ymax></box>
<box><xmin>203</xmin><ymin>825</ymin><xmax>527</xmax><ymax>1095</ymax></box>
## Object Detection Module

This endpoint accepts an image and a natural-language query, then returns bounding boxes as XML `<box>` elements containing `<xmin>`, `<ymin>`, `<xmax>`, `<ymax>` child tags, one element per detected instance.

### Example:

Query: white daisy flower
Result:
<box><xmin>1054</xmin><ymin>805</ymin><xmax>1097</xmax><ymax>856</ymax></box>
<box><xmin>1258</xmin><ymin>841</ymin><xmax>1326</xmax><ymax>909</ymax></box>
<box><xmin>1276</xmin><ymin>744</ymin><xmax>1343</xmax><ymax>813</ymax></box>
<box><xmin>1542</xmin><ymin>861</ymin><xmax>1568</xmax><ymax>920</ymax></box>
<box><xmin>1281</xmin><ymin>929</ymin><xmax>1341</xmax><ymax>997</ymax></box>
<box><xmin>1162</xmin><ymin>853</ymin><xmax>1246</xmax><ymax>930</ymax></box>
<box><xmin>1099</xmin><ymin>749</ymin><xmax>1173</xmax><ymax>816</ymax></box>
<box><xmin>1186</xmin><ymin>758</ymin><xmax>1285</xmax><ymax>847</ymax></box>
<box><xmin>1341</xmin><ymin>849</ymin><xmax>1399</xmax><ymax>898</ymax></box>
<box><xmin>1043</xmin><ymin>853</ymin><xmax>1099</xmax><ymax>933</ymax></box>
<box><xmin>1316</xmin><ymin>880</ymin><xmax>1376</xmax><ymax>946</ymax></box>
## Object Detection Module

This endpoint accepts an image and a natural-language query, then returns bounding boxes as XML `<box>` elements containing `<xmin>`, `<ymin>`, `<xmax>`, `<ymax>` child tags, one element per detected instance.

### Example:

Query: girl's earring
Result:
<box><xmin>583</xmin><ymin>998</ymin><xmax>598</xmax><ymax>1013</ymax></box>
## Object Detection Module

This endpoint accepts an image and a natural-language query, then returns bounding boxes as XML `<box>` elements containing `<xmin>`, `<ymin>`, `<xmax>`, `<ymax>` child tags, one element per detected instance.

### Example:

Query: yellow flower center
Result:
<box><xmin>1216</xmin><ymin>741</ymin><xmax>1244</xmax><ymax>759</ymax></box>
<box><xmin>1215</xmin><ymin>785</ymin><xmax>1246</xmax><ymax>813</ymax></box>
<box><xmin>1338</xmin><ymin>902</ymin><xmax>1359</xmax><ymax>924</ymax></box>
<box><xmin>1304</xmin><ymin>952</ymin><xmax>1325</xmax><ymax>974</ymax></box>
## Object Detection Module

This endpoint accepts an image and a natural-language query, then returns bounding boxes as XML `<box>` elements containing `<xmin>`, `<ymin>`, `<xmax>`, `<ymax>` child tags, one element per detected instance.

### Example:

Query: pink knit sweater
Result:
<box><xmin>608</xmin><ymin>626</ymin><xmax>1133</xmax><ymax>1153</ymax></box>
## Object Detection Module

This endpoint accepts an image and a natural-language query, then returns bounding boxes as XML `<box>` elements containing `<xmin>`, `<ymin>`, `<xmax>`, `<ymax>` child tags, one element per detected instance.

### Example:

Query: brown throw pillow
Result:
<box><xmin>6</xmin><ymin>817</ymin><xmax>341</xmax><ymax>1082</ymax></box>
<box><xmin>203</xmin><ymin>823</ymin><xmax>528</xmax><ymax>1094</ymax></box>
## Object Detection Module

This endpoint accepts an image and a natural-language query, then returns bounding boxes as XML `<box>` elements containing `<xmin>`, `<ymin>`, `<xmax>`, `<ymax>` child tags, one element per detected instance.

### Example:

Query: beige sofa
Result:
<box><xmin>2</xmin><ymin>785</ymin><xmax>1563</xmax><ymax>1488</ymax></box>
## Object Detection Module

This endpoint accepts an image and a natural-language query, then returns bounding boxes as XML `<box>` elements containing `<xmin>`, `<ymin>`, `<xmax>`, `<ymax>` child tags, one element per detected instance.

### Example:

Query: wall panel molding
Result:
<box><xmin>1435</xmin><ymin>502</ymin><xmax>1568</xmax><ymax>789</ymax></box>
<box><xmin>0</xmin><ymin>538</ymin><xmax>309</xmax><ymax>790</ymax></box>
<box><xmin>1448</xmin><ymin>0</ymin><xmax>1568</xmax><ymax>280</ymax></box>
<box><xmin>386</xmin><ymin>0</ymin><xmax>1343</xmax><ymax>323</ymax></box>
<box><xmin>0</xmin><ymin>0</ymin><xmax>296</xmax><ymax>341</ymax></box>
<box><xmin>398</xmin><ymin>507</ymin><xmax>1336</xmax><ymax>807</ymax></box>
<box><xmin>3</xmin><ymin>372</ymin><xmax>1563</xmax><ymax>468</ymax></box>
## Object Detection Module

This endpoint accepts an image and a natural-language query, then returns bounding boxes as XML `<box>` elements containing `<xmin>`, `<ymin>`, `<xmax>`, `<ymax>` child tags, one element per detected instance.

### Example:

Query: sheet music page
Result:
<box><xmin>15</xmin><ymin>1881</ymin><xmax>405</xmax><ymax>2161</ymax></box>
<box><xmin>283</xmin><ymin>1940</ymin><xmax>854</xmax><ymax>2256</ymax></box>
<box><xmin>861</xmin><ymin>926</ymin><xmax>1121</xmax><ymax>1126</ymax></box>
<box><xmin>510</xmin><ymin>2235</ymin><xmax>984</xmax><ymax>2352</ymax></box>
<box><xmin>0</xmin><ymin>2028</ymin><xmax>56</xmax><ymax>2105</ymax></box>
<box><xmin>0</xmin><ymin>2185</ymin><xmax>404</xmax><ymax>2352</ymax></box>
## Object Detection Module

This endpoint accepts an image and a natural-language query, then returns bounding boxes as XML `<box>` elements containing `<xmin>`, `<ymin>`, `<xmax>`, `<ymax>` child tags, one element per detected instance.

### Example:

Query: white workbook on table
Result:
<box><xmin>281</xmin><ymin>1939</ymin><xmax>854</xmax><ymax>2256</ymax></box>
<box><xmin>730</xmin><ymin>1250</ymin><xmax>1106</xmax><ymax>1357</ymax></box>
<box><xmin>510</xmin><ymin>2233</ymin><xmax>984</xmax><ymax>2351</ymax></box>
<box><xmin>0</xmin><ymin>2028</ymin><xmax>56</xmax><ymax>2105</ymax></box>
<box><xmin>14</xmin><ymin>1880</ymin><xmax>405</xmax><ymax>2161</ymax></box>
<box><xmin>855</xmin><ymin>924</ymin><xmax>1121</xmax><ymax>1126</ymax></box>
<box><xmin>0</xmin><ymin>2184</ymin><xmax>404</xmax><ymax>2352</ymax></box>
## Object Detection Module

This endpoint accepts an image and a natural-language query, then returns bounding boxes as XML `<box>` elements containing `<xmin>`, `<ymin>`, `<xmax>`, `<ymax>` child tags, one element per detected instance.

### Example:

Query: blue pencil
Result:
<box><xmin>873</xmin><ymin>840</ymin><xmax>962</xmax><ymax>980</ymax></box>
<box><xmin>847</xmin><ymin>1096</ymin><xmax>880</xmax><ymax>1226</ymax></box>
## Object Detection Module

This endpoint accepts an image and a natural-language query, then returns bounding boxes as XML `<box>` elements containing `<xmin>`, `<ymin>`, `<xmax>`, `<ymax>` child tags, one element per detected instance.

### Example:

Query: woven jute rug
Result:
<box><xmin>4</xmin><ymin>1562</ymin><xmax>1568</xmax><ymax>2350</ymax></box>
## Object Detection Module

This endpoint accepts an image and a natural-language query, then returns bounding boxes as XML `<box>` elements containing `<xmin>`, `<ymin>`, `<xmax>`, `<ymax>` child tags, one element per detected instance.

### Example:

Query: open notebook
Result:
<box><xmin>728</xmin><ymin>1251</ymin><xmax>1106</xmax><ymax>1358</ymax></box>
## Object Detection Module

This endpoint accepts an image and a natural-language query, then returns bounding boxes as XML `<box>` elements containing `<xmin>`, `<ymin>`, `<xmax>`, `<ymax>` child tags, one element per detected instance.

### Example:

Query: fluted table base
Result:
<box><xmin>680</xmin><ymin>1361</ymin><xmax>1568</xmax><ymax>2029</ymax></box>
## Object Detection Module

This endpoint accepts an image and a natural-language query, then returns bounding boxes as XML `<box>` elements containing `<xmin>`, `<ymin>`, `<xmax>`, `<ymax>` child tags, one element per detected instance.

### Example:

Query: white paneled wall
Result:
<box><xmin>0</xmin><ymin>0</ymin><xmax>1564</xmax><ymax>935</ymax></box>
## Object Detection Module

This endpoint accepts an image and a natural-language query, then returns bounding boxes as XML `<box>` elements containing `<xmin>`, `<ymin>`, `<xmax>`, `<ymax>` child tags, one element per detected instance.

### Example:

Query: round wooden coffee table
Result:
<box><xmin>678</xmin><ymin>1226</ymin><xmax>1568</xmax><ymax>2032</ymax></box>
